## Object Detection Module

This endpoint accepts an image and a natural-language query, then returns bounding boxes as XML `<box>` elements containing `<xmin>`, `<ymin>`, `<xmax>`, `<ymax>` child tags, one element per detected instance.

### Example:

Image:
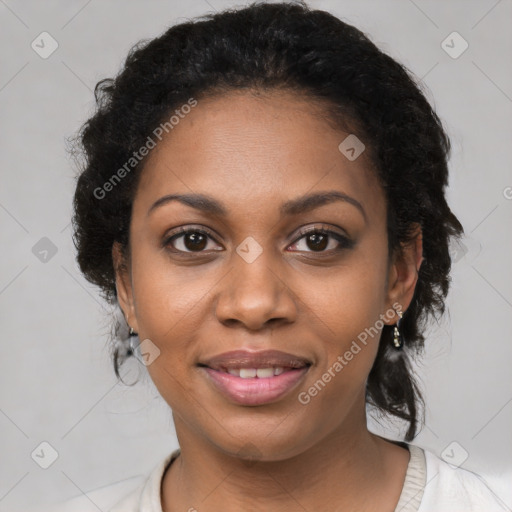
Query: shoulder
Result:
<box><xmin>414</xmin><ymin>444</ymin><xmax>508</xmax><ymax>512</ymax></box>
<box><xmin>26</xmin><ymin>476</ymin><xmax>145</xmax><ymax>512</ymax></box>
<box><xmin>29</xmin><ymin>449</ymin><xmax>179</xmax><ymax>512</ymax></box>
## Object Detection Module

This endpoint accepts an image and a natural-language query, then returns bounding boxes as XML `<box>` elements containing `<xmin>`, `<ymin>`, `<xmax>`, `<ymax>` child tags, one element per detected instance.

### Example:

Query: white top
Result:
<box><xmin>37</xmin><ymin>443</ymin><xmax>507</xmax><ymax>512</ymax></box>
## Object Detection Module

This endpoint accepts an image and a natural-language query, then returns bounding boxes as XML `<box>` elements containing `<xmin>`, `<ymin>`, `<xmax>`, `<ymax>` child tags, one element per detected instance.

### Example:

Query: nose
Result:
<box><xmin>214</xmin><ymin>246</ymin><xmax>298</xmax><ymax>331</ymax></box>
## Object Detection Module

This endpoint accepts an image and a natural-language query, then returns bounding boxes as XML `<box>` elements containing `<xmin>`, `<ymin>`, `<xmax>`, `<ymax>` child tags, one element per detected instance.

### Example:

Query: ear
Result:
<box><xmin>384</xmin><ymin>223</ymin><xmax>423</xmax><ymax>320</ymax></box>
<box><xmin>112</xmin><ymin>241</ymin><xmax>138</xmax><ymax>333</ymax></box>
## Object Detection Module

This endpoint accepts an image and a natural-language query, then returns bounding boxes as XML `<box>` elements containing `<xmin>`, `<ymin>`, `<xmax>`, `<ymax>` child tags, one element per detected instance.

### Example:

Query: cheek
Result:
<box><xmin>296</xmin><ymin>278</ymin><xmax>385</xmax><ymax>421</ymax></box>
<box><xmin>130</xmin><ymin>261</ymin><xmax>204</xmax><ymax>408</ymax></box>
<box><xmin>127</xmin><ymin>256</ymin><xmax>215</xmax><ymax>407</ymax></box>
<box><xmin>301</xmin><ymin>250</ymin><xmax>389</xmax><ymax>344</ymax></box>
<box><xmin>130</xmin><ymin>245</ymin><xmax>211</xmax><ymax>339</ymax></box>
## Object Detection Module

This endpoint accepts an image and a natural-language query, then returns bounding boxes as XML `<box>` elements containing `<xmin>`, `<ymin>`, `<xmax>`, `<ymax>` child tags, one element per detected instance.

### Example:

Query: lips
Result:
<box><xmin>198</xmin><ymin>349</ymin><xmax>312</xmax><ymax>406</ymax></box>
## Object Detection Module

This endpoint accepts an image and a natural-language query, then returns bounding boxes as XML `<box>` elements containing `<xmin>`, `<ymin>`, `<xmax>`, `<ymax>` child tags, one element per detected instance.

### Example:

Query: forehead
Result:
<box><xmin>134</xmin><ymin>90</ymin><xmax>384</xmax><ymax>219</ymax></box>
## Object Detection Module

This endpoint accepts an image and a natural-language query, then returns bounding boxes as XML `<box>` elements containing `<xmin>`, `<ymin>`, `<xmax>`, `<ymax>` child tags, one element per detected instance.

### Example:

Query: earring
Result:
<box><xmin>128</xmin><ymin>327</ymin><xmax>138</xmax><ymax>356</ymax></box>
<box><xmin>393</xmin><ymin>310</ymin><xmax>403</xmax><ymax>350</ymax></box>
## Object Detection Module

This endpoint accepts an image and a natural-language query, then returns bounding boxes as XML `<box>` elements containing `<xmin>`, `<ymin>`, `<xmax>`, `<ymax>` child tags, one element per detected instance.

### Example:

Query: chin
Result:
<box><xmin>208</xmin><ymin>421</ymin><xmax>317</xmax><ymax>463</ymax></box>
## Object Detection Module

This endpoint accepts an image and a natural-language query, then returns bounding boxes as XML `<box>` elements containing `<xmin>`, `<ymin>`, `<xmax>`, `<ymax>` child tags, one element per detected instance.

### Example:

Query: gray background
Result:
<box><xmin>1</xmin><ymin>0</ymin><xmax>511</xmax><ymax>510</ymax></box>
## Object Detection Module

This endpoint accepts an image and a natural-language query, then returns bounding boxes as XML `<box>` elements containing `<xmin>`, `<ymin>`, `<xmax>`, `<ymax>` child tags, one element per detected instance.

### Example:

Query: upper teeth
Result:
<box><xmin>227</xmin><ymin>367</ymin><xmax>286</xmax><ymax>378</ymax></box>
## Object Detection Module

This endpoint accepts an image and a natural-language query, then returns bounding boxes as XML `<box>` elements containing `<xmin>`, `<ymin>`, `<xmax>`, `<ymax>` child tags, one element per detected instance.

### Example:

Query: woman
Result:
<box><xmin>60</xmin><ymin>1</ymin><xmax>504</xmax><ymax>510</ymax></box>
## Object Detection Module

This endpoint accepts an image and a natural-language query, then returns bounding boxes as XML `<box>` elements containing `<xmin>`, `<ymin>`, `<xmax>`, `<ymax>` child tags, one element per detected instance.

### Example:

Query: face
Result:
<box><xmin>114</xmin><ymin>90</ymin><xmax>420</xmax><ymax>461</ymax></box>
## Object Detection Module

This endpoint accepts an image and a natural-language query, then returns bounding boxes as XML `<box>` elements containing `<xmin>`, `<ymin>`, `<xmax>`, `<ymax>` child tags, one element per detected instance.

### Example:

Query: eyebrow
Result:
<box><xmin>147</xmin><ymin>190</ymin><xmax>367</xmax><ymax>221</ymax></box>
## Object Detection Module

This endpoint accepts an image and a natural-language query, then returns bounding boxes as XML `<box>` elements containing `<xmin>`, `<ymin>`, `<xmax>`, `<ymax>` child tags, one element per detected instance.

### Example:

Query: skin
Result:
<box><xmin>113</xmin><ymin>89</ymin><xmax>423</xmax><ymax>512</ymax></box>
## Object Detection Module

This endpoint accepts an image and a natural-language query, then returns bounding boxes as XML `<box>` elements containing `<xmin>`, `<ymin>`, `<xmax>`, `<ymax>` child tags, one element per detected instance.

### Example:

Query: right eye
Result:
<box><xmin>163</xmin><ymin>226</ymin><xmax>224</xmax><ymax>254</ymax></box>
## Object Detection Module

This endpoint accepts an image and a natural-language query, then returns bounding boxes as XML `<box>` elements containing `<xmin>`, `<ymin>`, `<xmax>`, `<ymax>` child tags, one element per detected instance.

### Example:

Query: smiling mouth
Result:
<box><xmin>196</xmin><ymin>348</ymin><xmax>312</xmax><ymax>405</ymax></box>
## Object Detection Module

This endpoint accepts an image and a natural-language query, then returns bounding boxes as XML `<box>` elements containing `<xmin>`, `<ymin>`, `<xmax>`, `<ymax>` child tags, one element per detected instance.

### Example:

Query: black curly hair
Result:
<box><xmin>71</xmin><ymin>0</ymin><xmax>463</xmax><ymax>441</ymax></box>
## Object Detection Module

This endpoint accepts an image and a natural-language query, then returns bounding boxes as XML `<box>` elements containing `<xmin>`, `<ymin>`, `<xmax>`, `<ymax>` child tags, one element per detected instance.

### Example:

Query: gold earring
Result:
<box><xmin>393</xmin><ymin>310</ymin><xmax>403</xmax><ymax>350</ymax></box>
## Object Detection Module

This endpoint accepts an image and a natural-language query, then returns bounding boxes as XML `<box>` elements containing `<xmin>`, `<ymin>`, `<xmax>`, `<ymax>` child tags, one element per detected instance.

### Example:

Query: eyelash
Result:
<box><xmin>163</xmin><ymin>225</ymin><xmax>354</xmax><ymax>255</ymax></box>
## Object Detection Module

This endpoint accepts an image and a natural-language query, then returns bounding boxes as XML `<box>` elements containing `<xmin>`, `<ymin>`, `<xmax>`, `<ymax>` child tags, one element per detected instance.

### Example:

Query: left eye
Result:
<box><xmin>288</xmin><ymin>228</ymin><xmax>351</xmax><ymax>253</ymax></box>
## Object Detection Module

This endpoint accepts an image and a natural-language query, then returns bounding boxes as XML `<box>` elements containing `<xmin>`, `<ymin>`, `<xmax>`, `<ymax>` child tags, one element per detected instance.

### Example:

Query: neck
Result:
<box><xmin>161</xmin><ymin>412</ymin><xmax>409</xmax><ymax>512</ymax></box>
